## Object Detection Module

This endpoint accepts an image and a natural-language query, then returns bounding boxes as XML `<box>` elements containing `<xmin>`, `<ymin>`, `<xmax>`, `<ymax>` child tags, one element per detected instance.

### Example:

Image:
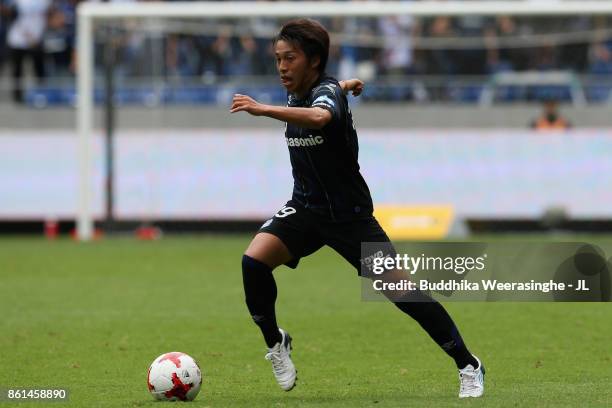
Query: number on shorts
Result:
<box><xmin>275</xmin><ymin>206</ymin><xmax>296</xmax><ymax>218</ymax></box>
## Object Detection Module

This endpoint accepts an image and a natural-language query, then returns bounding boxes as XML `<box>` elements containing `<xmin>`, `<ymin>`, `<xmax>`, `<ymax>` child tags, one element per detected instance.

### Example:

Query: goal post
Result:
<box><xmin>76</xmin><ymin>1</ymin><xmax>612</xmax><ymax>240</ymax></box>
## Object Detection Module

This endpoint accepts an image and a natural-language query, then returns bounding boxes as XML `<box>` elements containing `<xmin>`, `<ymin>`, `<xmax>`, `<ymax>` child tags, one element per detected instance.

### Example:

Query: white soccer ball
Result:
<box><xmin>147</xmin><ymin>352</ymin><xmax>203</xmax><ymax>401</ymax></box>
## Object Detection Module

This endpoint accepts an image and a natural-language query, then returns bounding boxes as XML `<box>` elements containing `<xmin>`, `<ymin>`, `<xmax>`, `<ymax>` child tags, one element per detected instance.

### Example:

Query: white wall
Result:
<box><xmin>1</xmin><ymin>129</ymin><xmax>611</xmax><ymax>219</ymax></box>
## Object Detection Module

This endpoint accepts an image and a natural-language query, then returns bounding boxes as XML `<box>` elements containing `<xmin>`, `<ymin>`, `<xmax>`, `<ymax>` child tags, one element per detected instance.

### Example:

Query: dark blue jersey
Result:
<box><xmin>284</xmin><ymin>76</ymin><xmax>373</xmax><ymax>221</ymax></box>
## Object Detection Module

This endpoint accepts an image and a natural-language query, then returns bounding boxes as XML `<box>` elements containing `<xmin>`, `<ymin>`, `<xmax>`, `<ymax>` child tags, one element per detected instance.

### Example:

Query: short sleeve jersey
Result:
<box><xmin>284</xmin><ymin>76</ymin><xmax>374</xmax><ymax>221</ymax></box>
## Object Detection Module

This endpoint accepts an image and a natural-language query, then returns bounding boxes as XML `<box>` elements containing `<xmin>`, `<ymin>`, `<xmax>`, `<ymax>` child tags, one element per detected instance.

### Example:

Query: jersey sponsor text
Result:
<box><xmin>286</xmin><ymin>135</ymin><xmax>324</xmax><ymax>147</ymax></box>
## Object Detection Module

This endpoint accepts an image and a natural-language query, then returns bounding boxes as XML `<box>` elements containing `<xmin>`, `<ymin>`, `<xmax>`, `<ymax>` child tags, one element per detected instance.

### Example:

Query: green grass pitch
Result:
<box><xmin>1</xmin><ymin>235</ymin><xmax>610</xmax><ymax>407</ymax></box>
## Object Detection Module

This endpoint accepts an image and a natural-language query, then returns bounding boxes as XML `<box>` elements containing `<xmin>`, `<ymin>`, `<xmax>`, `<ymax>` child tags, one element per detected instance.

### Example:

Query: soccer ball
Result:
<box><xmin>147</xmin><ymin>352</ymin><xmax>202</xmax><ymax>401</ymax></box>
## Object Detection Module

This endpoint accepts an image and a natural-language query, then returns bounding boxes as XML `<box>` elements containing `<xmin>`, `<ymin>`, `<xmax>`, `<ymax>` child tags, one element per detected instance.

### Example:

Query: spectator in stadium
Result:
<box><xmin>350</xmin><ymin>15</ymin><xmax>380</xmax><ymax>79</ymax></box>
<box><xmin>589</xmin><ymin>41</ymin><xmax>612</xmax><ymax>75</ymax></box>
<box><xmin>1</xmin><ymin>2</ymin><xmax>606</xmax><ymax>105</ymax></box>
<box><xmin>533</xmin><ymin>43</ymin><xmax>557</xmax><ymax>72</ymax></box>
<box><xmin>486</xmin><ymin>16</ymin><xmax>531</xmax><ymax>73</ymax></box>
<box><xmin>233</xmin><ymin>34</ymin><xmax>260</xmax><ymax>76</ymax></box>
<box><xmin>424</xmin><ymin>16</ymin><xmax>455</xmax><ymax>100</ymax></box>
<box><xmin>329</xmin><ymin>16</ymin><xmax>355</xmax><ymax>80</ymax></box>
<box><xmin>208</xmin><ymin>25</ymin><xmax>233</xmax><ymax>77</ymax></box>
<box><xmin>248</xmin><ymin>12</ymin><xmax>280</xmax><ymax>76</ymax></box>
<box><xmin>199</xmin><ymin>27</ymin><xmax>269</xmax><ymax>78</ymax></box>
<box><xmin>6</xmin><ymin>0</ymin><xmax>52</xmax><ymax>103</ymax></box>
<box><xmin>378</xmin><ymin>13</ymin><xmax>417</xmax><ymax>76</ymax></box>
<box><xmin>44</xmin><ymin>0</ymin><xmax>79</xmax><ymax>76</ymax></box>
<box><xmin>530</xmin><ymin>99</ymin><xmax>572</xmax><ymax>131</ymax></box>
<box><xmin>167</xmin><ymin>24</ymin><xmax>239</xmax><ymax>79</ymax></box>
<box><xmin>425</xmin><ymin>16</ymin><xmax>455</xmax><ymax>76</ymax></box>
<box><xmin>558</xmin><ymin>16</ymin><xmax>591</xmax><ymax>72</ymax></box>
<box><xmin>0</xmin><ymin>0</ymin><xmax>12</xmax><ymax>72</ymax></box>
<box><xmin>454</xmin><ymin>14</ymin><xmax>488</xmax><ymax>75</ymax></box>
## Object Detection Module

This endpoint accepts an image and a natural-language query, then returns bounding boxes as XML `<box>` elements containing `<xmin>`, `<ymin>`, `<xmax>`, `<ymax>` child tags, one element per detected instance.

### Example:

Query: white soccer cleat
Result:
<box><xmin>265</xmin><ymin>328</ymin><xmax>297</xmax><ymax>391</ymax></box>
<box><xmin>458</xmin><ymin>355</ymin><xmax>485</xmax><ymax>398</ymax></box>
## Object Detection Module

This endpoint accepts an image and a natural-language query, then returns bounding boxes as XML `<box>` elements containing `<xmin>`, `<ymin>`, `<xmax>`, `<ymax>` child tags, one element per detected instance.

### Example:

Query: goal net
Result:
<box><xmin>73</xmin><ymin>1</ymin><xmax>612</xmax><ymax>240</ymax></box>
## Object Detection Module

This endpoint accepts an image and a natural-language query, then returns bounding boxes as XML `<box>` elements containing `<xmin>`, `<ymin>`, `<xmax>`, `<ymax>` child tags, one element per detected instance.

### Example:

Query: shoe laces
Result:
<box><xmin>459</xmin><ymin>367</ymin><xmax>479</xmax><ymax>393</ymax></box>
<box><xmin>265</xmin><ymin>347</ymin><xmax>290</xmax><ymax>375</ymax></box>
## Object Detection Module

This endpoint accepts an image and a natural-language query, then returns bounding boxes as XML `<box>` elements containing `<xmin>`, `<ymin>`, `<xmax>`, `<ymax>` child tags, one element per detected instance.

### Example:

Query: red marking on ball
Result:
<box><xmin>164</xmin><ymin>372</ymin><xmax>193</xmax><ymax>401</ymax></box>
<box><xmin>159</xmin><ymin>352</ymin><xmax>184</xmax><ymax>368</ymax></box>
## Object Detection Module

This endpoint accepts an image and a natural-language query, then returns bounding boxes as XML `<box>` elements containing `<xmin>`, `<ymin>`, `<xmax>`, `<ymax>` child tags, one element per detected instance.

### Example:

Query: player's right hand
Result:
<box><xmin>230</xmin><ymin>94</ymin><xmax>267</xmax><ymax>116</ymax></box>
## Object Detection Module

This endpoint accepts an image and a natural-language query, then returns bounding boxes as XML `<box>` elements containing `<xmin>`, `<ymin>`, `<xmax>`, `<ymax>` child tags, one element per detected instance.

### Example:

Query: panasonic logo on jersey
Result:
<box><xmin>286</xmin><ymin>135</ymin><xmax>324</xmax><ymax>147</ymax></box>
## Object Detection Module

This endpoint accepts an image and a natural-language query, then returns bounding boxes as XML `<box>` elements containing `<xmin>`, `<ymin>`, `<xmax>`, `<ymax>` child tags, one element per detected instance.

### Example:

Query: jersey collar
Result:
<box><xmin>289</xmin><ymin>73</ymin><xmax>328</xmax><ymax>103</ymax></box>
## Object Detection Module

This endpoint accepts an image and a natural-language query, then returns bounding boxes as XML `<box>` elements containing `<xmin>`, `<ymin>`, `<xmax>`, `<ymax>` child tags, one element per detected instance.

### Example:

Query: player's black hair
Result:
<box><xmin>275</xmin><ymin>19</ymin><xmax>330</xmax><ymax>75</ymax></box>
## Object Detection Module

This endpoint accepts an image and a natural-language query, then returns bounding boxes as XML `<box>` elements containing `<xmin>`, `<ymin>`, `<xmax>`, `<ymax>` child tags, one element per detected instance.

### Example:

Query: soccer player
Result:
<box><xmin>230</xmin><ymin>19</ymin><xmax>485</xmax><ymax>398</ymax></box>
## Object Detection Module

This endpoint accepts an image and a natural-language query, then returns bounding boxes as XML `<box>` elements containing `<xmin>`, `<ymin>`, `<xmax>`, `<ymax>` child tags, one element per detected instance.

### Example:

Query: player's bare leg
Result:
<box><xmin>245</xmin><ymin>232</ymin><xmax>292</xmax><ymax>269</ymax></box>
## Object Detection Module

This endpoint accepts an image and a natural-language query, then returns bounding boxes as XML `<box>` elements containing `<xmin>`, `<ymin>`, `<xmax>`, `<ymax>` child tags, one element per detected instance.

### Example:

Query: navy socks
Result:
<box><xmin>393</xmin><ymin>290</ymin><xmax>478</xmax><ymax>369</ymax></box>
<box><xmin>242</xmin><ymin>255</ymin><xmax>282</xmax><ymax>348</ymax></box>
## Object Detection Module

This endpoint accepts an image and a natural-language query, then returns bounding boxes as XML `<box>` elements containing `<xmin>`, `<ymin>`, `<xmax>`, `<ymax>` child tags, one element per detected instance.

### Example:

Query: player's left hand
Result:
<box><xmin>230</xmin><ymin>94</ymin><xmax>267</xmax><ymax>116</ymax></box>
<box><xmin>340</xmin><ymin>78</ymin><xmax>364</xmax><ymax>96</ymax></box>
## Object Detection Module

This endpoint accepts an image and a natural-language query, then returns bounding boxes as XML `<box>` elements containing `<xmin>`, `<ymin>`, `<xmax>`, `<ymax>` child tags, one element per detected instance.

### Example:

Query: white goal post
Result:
<box><xmin>76</xmin><ymin>1</ymin><xmax>612</xmax><ymax>240</ymax></box>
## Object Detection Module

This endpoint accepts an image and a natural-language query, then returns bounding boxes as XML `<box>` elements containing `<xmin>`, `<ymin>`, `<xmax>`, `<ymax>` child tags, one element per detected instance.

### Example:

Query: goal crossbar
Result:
<box><xmin>80</xmin><ymin>1</ymin><xmax>612</xmax><ymax>19</ymax></box>
<box><xmin>76</xmin><ymin>1</ymin><xmax>612</xmax><ymax>240</ymax></box>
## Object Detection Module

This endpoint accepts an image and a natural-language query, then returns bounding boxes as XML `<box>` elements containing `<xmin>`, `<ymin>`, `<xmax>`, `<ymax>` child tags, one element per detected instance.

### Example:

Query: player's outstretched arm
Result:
<box><xmin>339</xmin><ymin>78</ymin><xmax>364</xmax><ymax>96</ymax></box>
<box><xmin>230</xmin><ymin>94</ymin><xmax>332</xmax><ymax>129</ymax></box>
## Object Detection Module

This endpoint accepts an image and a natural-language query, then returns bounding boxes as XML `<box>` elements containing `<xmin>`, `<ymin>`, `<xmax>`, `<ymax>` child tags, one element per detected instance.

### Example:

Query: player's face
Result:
<box><xmin>274</xmin><ymin>40</ymin><xmax>320</xmax><ymax>96</ymax></box>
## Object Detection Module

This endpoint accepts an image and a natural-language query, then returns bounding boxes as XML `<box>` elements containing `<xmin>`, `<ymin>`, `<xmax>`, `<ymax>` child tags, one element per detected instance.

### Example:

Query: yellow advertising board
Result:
<box><xmin>374</xmin><ymin>205</ymin><xmax>455</xmax><ymax>240</ymax></box>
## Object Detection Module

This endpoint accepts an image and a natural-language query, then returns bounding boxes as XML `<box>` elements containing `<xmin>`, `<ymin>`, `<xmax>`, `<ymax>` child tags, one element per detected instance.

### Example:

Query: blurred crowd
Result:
<box><xmin>1</xmin><ymin>0</ymin><xmax>612</xmax><ymax>103</ymax></box>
